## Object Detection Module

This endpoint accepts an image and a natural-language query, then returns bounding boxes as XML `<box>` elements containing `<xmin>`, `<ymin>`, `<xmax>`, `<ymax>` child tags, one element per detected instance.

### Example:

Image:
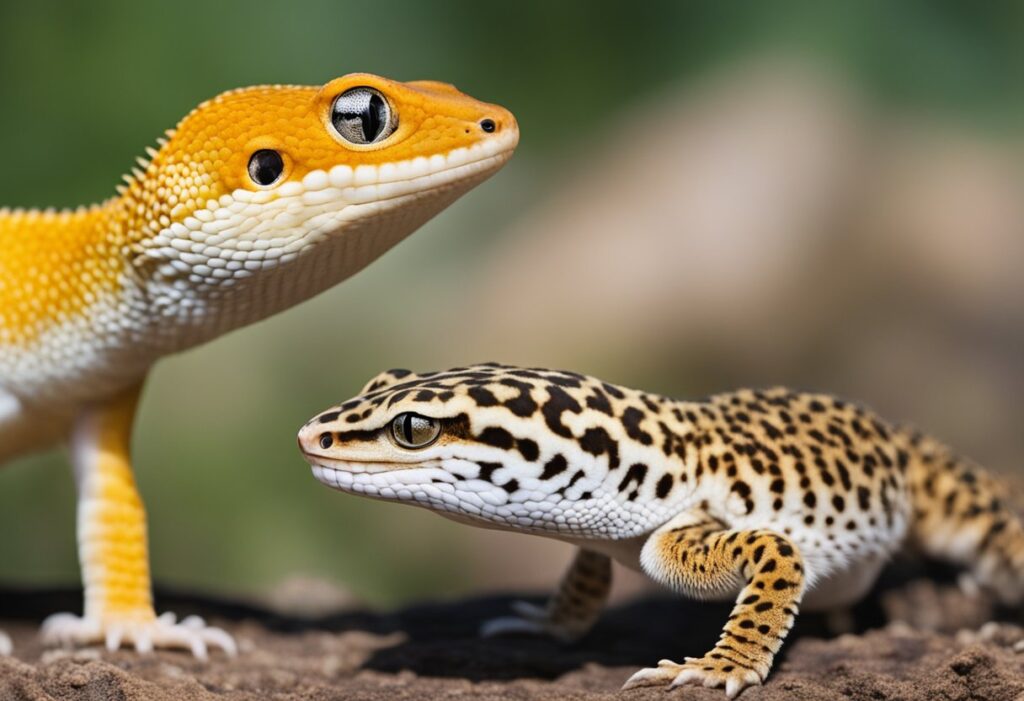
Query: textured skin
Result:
<box><xmin>300</xmin><ymin>363</ymin><xmax>1024</xmax><ymax>697</ymax></box>
<box><xmin>0</xmin><ymin>75</ymin><xmax>517</xmax><ymax>654</ymax></box>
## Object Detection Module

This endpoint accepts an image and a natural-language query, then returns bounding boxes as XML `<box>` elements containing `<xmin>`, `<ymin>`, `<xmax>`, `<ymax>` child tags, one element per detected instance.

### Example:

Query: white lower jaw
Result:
<box><xmin>311</xmin><ymin>464</ymin><xmax>374</xmax><ymax>493</ymax></box>
<box><xmin>311</xmin><ymin>464</ymin><xmax>355</xmax><ymax>490</ymax></box>
<box><xmin>309</xmin><ymin>463</ymin><xmax>446</xmax><ymax>503</ymax></box>
<box><xmin>307</xmin><ymin>463</ymin><xmax>509</xmax><ymax>531</ymax></box>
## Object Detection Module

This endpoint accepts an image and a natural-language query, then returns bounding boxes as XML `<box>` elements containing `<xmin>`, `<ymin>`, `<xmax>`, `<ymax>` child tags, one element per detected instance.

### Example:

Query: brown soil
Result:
<box><xmin>0</xmin><ymin>573</ymin><xmax>1022</xmax><ymax>701</ymax></box>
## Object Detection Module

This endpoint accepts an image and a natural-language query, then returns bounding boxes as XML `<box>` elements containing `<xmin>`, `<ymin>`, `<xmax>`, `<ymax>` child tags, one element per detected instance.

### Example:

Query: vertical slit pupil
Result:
<box><xmin>362</xmin><ymin>94</ymin><xmax>385</xmax><ymax>142</ymax></box>
<box><xmin>403</xmin><ymin>414</ymin><xmax>414</xmax><ymax>443</ymax></box>
<box><xmin>332</xmin><ymin>88</ymin><xmax>394</xmax><ymax>144</ymax></box>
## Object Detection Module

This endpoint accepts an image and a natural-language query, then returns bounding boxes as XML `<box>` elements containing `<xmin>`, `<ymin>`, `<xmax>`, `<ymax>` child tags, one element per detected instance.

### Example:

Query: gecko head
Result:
<box><xmin>125</xmin><ymin>74</ymin><xmax>517</xmax><ymax>321</ymax></box>
<box><xmin>297</xmin><ymin>363</ymin><xmax>644</xmax><ymax>535</ymax></box>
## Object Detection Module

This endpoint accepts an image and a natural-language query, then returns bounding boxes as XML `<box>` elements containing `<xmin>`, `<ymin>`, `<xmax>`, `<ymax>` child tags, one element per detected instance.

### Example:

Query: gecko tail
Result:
<box><xmin>905</xmin><ymin>430</ymin><xmax>1024</xmax><ymax>605</ymax></box>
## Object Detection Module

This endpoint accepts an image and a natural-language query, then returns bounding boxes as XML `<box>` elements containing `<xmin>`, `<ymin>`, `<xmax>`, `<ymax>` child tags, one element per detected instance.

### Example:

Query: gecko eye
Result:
<box><xmin>390</xmin><ymin>413</ymin><xmax>440</xmax><ymax>449</ymax></box>
<box><xmin>248</xmin><ymin>149</ymin><xmax>284</xmax><ymax>186</ymax></box>
<box><xmin>331</xmin><ymin>87</ymin><xmax>397</xmax><ymax>145</ymax></box>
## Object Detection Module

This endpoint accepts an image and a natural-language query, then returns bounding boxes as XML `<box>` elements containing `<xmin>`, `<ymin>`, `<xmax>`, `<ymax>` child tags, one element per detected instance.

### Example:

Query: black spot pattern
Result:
<box><xmin>618</xmin><ymin>463</ymin><xmax>648</xmax><ymax>494</ymax></box>
<box><xmin>540</xmin><ymin>455</ymin><xmax>568</xmax><ymax>480</ymax></box>
<box><xmin>621</xmin><ymin>406</ymin><xmax>653</xmax><ymax>446</ymax></box>
<box><xmin>541</xmin><ymin>386</ymin><xmax>582</xmax><ymax>439</ymax></box>
<box><xmin>579</xmin><ymin>427</ymin><xmax>620</xmax><ymax>470</ymax></box>
<box><xmin>478</xmin><ymin>427</ymin><xmax>514</xmax><ymax>450</ymax></box>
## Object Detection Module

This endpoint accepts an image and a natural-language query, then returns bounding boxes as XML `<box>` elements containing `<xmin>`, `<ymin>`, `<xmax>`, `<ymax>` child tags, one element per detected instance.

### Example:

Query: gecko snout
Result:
<box><xmin>480</xmin><ymin>105</ymin><xmax>517</xmax><ymax>138</ymax></box>
<box><xmin>296</xmin><ymin>422</ymin><xmax>334</xmax><ymax>458</ymax></box>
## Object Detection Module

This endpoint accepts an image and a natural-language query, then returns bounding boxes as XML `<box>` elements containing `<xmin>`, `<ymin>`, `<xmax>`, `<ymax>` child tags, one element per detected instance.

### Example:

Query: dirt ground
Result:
<box><xmin>1</xmin><ymin>570</ymin><xmax>1023</xmax><ymax>701</ymax></box>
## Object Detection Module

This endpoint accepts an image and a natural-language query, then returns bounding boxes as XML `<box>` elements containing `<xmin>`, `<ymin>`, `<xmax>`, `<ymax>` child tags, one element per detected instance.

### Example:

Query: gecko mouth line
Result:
<box><xmin>255</xmin><ymin>129</ymin><xmax>519</xmax><ymax>206</ymax></box>
<box><xmin>303</xmin><ymin>455</ymin><xmax>422</xmax><ymax>475</ymax></box>
<box><xmin>336</xmin><ymin>150</ymin><xmax>515</xmax><ymax>208</ymax></box>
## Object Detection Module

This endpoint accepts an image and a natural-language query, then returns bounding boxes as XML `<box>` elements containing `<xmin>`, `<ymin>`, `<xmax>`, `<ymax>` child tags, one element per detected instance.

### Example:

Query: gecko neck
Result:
<box><xmin>129</xmin><ymin>182</ymin><xmax>473</xmax><ymax>356</ymax></box>
<box><xmin>586</xmin><ymin>395</ymin><xmax>709</xmax><ymax>537</ymax></box>
<box><xmin>476</xmin><ymin>393</ymin><xmax>710</xmax><ymax>542</ymax></box>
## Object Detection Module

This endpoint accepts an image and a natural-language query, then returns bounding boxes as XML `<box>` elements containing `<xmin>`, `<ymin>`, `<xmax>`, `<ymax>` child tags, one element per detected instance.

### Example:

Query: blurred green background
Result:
<box><xmin>0</xmin><ymin>1</ymin><xmax>1021</xmax><ymax>608</ymax></box>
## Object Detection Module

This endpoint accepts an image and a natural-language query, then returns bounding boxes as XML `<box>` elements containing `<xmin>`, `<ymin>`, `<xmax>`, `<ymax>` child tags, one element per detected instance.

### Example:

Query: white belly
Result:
<box><xmin>801</xmin><ymin>553</ymin><xmax>886</xmax><ymax>611</ymax></box>
<box><xmin>562</xmin><ymin>534</ymin><xmax>648</xmax><ymax>572</ymax></box>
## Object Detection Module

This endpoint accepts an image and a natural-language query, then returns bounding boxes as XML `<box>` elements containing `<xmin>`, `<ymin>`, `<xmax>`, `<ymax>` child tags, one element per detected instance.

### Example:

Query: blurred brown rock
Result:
<box><xmin>450</xmin><ymin>59</ymin><xmax>1022</xmax><ymax>479</ymax></box>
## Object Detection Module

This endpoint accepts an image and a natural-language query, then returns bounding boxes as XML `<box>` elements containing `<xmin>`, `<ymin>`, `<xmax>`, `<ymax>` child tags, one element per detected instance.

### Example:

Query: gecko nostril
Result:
<box><xmin>480</xmin><ymin>118</ymin><xmax>496</xmax><ymax>133</ymax></box>
<box><xmin>319</xmin><ymin>433</ymin><xmax>333</xmax><ymax>449</ymax></box>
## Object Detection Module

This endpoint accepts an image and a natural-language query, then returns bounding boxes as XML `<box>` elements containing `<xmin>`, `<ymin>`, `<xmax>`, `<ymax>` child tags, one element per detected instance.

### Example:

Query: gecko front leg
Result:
<box><xmin>625</xmin><ymin>510</ymin><xmax>805</xmax><ymax>698</ymax></box>
<box><xmin>481</xmin><ymin>548</ymin><xmax>611</xmax><ymax>642</ymax></box>
<box><xmin>41</xmin><ymin>382</ymin><xmax>235</xmax><ymax>658</ymax></box>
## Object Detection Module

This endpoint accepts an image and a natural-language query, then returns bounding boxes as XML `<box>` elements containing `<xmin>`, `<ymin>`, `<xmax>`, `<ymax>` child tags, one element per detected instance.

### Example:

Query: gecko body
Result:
<box><xmin>300</xmin><ymin>363</ymin><xmax>1024</xmax><ymax>697</ymax></box>
<box><xmin>0</xmin><ymin>76</ymin><xmax>517</xmax><ymax>655</ymax></box>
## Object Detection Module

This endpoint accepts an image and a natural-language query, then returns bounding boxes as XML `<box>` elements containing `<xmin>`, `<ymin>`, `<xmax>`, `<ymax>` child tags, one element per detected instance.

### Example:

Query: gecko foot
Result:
<box><xmin>480</xmin><ymin>600</ymin><xmax>583</xmax><ymax>643</ymax></box>
<box><xmin>41</xmin><ymin>611</ymin><xmax>237</xmax><ymax>660</ymax></box>
<box><xmin>0</xmin><ymin>630</ymin><xmax>11</xmax><ymax>655</ymax></box>
<box><xmin>623</xmin><ymin>656</ymin><xmax>764</xmax><ymax>699</ymax></box>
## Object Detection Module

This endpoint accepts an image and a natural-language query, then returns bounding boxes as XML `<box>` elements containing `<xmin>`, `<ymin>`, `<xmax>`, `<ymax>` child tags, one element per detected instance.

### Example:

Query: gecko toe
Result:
<box><xmin>509</xmin><ymin>600</ymin><xmax>549</xmax><ymax>621</ymax></box>
<box><xmin>41</xmin><ymin>611</ymin><xmax>236</xmax><ymax>659</ymax></box>
<box><xmin>622</xmin><ymin>659</ymin><xmax>684</xmax><ymax>689</ymax></box>
<box><xmin>669</xmin><ymin>655</ymin><xmax>764</xmax><ymax>697</ymax></box>
<box><xmin>480</xmin><ymin>600</ymin><xmax>587</xmax><ymax>643</ymax></box>
<box><xmin>480</xmin><ymin>615</ymin><xmax>548</xmax><ymax>638</ymax></box>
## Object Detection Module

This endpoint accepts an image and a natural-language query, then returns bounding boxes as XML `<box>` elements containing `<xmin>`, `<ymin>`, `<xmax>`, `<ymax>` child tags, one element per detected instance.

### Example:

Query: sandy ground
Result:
<box><xmin>1</xmin><ymin>570</ymin><xmax>1023</xmax><ymax>701</ymax></box>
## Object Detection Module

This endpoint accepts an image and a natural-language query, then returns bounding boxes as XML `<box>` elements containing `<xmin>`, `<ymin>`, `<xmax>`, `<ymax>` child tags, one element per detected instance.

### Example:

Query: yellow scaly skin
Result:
<box><xmin>300</xmin><ymin>363</ymin><xmax>1024</xmax><ymax>697</ymax></box>
<box><xmin>0</xmin><ymin>75</ymin><xmax>518</xmax><ymax>656</ymax></box>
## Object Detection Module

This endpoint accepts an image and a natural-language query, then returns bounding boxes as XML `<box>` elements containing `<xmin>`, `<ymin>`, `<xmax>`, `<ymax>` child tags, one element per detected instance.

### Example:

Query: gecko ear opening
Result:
<box><xmin>359</xmin><ymin>368</ymin><xmax>414</xmax><ymax>395</ymax></box>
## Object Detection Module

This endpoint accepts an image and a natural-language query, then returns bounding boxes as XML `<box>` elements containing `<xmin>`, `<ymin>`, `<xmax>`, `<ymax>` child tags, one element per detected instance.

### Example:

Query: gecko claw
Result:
<box><xmin>625</xmin><ymin>657</ymin><xmax>762</xmax><ymax>698</ymax></box>
<box><xmin>508</xmin><ymin>600</ymin><xmax>549</xmax><ymax>620</ymax></box>
<box><xmin>622</xmin><ymin>660</ymin><xmax>682</xmax><ymax>689</ymax></box>
<box><xmin>41</xmin><ymin>611</ymin><xmax>237</xmax><ymax>659</ymax></box>
<box><xmin>104</xmin><ymin>624</ymin><xmax>123</xmax><ymax>652</ymax></box>
<box><xmin>480</xmin><ymin>599</ymin><xmax>549</xmax><ymax>638</ymax></box>
<box><xmin>480</xmin><ymin>599</ymin><xmax>585</xmax><ymax>643</ymax></box>
<box><xmin>480</xmin><ymin>614</ymin><xmax>548</xmax><ymax>638</ymax></box>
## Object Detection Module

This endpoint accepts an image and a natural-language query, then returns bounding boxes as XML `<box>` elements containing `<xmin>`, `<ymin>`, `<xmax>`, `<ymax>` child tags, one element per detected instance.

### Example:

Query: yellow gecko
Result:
<box><xmin>300</xmin><ymin>363</ymin><xmax>1024</xmax><ymax>697</ymax></box>
<box><xmin>0</xmin><ymin>75</ymin><xmax>517</xmax><ymax>656</ymax></box>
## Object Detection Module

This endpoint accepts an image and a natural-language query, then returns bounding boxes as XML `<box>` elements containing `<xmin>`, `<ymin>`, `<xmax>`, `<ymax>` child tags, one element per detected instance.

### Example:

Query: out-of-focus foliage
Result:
<box><xmin>0</xmin><ymin>0</ymin><xmax>1020</xmax><ymax>606</ymax></box>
